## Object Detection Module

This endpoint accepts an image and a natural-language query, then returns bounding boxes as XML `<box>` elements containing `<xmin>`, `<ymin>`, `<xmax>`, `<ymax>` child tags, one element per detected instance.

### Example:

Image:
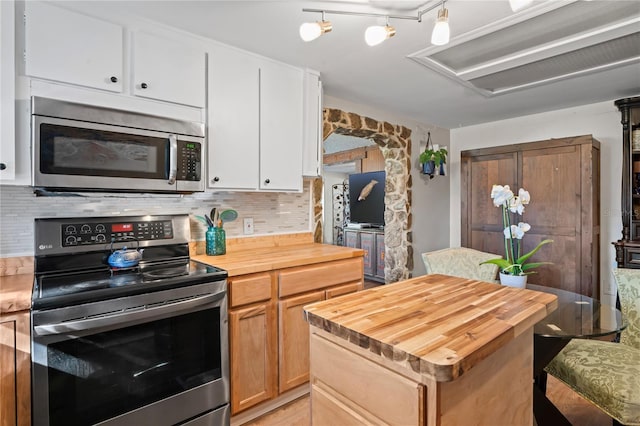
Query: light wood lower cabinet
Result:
<box><xmin>228</xmin><ymin>257</ymin><xmax>364</xmax><ymax>415</ymax></box>
<box><xmin>311</xmin><ymin>332</ymin><xmax>425</xmax><ymax>425</ymax></box>
<box><xmin>278</xmin><ymin>258</ymin><xmax>363</xmax><ymax>395</ymax></box>
<box><xmin>228</xmin><ymin>273</ymin><xmax>277</xmax><ymax>415</ymax></box>
<box><xmin>278</xmin><ymin>291</ymin><xmax>324</xmax><ymax>393</ymax></box>
<box><xmin>0</xmin><ymin>311</ymin><xmax>31</xmax><ymax>426</ymax></box>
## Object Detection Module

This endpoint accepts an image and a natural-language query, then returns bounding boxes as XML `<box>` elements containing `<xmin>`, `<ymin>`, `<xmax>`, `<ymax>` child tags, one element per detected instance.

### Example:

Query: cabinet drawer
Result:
<box><xmin>229</xmin><ymin>272</ymin><xmax>273</xmax><ymax>308</ymax></box>
<box><xmin>279</xmin><ymin>258</ymin><xmax>363</xmax><ymax>298</ymax></box>
<box><xmin>325</xmin><ymin>282</ymin><xmax>361</xmax><ymax>299</ymax></box>
<box><xmin>310</xmin><ymin>333</ymin><xmax>423</xmax><ymax>426</ymax></box>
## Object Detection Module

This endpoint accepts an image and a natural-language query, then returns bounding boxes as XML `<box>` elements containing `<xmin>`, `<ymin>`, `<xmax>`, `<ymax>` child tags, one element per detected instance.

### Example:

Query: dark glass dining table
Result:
<box><xmin>528</xmin><ymin>284</ymin><xmax>627</xmax><ymax>425</ymax></box>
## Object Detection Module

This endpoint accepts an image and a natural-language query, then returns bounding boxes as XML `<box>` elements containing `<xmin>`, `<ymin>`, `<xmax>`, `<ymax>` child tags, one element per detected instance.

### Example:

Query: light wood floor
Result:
<box><xmin>243</xmin><ymin>373</ymin><xmax>611</xmax><ymax>426</ymax></box>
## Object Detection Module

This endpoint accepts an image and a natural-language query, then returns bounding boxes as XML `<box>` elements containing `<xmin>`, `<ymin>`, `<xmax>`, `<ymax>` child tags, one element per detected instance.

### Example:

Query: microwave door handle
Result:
<box><xmin>168</xmin><ymin>135</ymin><xmax>178</xmax><ymax>185</ymax></box>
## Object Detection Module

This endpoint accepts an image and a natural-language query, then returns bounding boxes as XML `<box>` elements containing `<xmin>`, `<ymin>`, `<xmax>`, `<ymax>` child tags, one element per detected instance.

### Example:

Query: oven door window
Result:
<box><xmin>45</xmin><ymin>307</ymin><xmax>221</xmax><ymax>426</ymax></box>
<box><xmin>39</xmin><ymin>123</ymin><xmax>168</xmax><ymax>179</ymax></box>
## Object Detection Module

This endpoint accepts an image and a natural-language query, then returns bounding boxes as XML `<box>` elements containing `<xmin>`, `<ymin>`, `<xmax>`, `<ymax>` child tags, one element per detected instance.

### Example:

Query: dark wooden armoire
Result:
<box><xmin>461</xmin><ymin>135</ymin><xmax>601</xmax><ymax>298</ymax></box>
<box><xmin>613</xmin><ymin>96</ymin><xmax>640</xmax><ymax>268</ymax></box>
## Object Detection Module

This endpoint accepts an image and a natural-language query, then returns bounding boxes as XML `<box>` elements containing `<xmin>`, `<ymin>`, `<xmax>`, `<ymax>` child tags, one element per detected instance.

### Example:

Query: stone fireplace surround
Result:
<box><xmin>312</xmin><ymin>108</ymin><xmax>413</xmax><ymax>282</ymax></box>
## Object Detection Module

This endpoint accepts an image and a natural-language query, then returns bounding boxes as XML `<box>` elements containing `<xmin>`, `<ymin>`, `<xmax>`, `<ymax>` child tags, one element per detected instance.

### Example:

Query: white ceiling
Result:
<box><xmin>68</xmin><ymin>0</ymin><xmax>640</xmax><ymax>129</ymax></box>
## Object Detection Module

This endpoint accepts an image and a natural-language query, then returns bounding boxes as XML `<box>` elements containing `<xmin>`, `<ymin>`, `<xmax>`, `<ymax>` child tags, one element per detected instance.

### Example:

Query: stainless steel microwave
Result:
<box><xmin>32</xmin><ymin>97</ymin><xmax>205</xmax><ymax>193</ymax></box>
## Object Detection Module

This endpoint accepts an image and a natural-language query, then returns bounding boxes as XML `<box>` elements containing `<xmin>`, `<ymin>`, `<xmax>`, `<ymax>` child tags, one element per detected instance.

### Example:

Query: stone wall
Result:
<box><xmin>313</xmin><ymin>108</ymin><xmax>413</xmax><ymax>282</ymax></box>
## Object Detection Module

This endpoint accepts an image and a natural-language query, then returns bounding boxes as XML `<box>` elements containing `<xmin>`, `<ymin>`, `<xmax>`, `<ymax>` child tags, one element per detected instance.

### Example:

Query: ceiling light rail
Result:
<box><xmin>300</xmin><ymin>0</ymin><xmax>449</xmax><ymax>46</ymax></box>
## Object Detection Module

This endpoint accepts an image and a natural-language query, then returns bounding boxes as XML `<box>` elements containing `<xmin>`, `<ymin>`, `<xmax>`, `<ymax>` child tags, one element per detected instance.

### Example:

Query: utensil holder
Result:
<box><xmin>206</xmin><ymin>227</ymin><xmax>226</xmax><ymax>256</ymax></box>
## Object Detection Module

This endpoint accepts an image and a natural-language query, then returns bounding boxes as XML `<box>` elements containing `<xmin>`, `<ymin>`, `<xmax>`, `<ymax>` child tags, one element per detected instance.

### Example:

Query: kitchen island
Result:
<box><xmin>304</xmin><ymin>274</ymin><xmax>558</xmax><ymax>426</ymax></box>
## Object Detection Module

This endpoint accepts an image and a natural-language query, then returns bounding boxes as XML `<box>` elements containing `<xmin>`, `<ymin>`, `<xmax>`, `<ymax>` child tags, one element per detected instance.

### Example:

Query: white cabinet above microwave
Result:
<box><xmin>24</xmin><ymin>2</ymin><xmax>205</xmax><ymax>108</ymax></box>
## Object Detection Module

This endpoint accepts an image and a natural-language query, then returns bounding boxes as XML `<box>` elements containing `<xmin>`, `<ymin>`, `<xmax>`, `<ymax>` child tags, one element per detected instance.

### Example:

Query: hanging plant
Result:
<box><xmin>419</xmin><ymin>131</ymin><xmax>447</xmax><ymax>178</ymax></box>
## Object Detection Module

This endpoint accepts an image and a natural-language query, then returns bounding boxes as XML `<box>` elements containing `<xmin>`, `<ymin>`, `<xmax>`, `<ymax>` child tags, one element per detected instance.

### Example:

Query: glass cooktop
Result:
<box><xmin>33</xmin><ymin>260</ymin><xmax>227</xmax><ymax>310</ymax></box>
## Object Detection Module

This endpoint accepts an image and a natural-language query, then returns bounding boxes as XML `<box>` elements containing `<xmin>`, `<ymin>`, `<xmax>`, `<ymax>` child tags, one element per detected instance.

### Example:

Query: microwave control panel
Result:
<box><xmin>177</xmin><ymin>141</ymin><xmax>202</xmax><ymax>181</ymax></box>
<box><xmin>61</xmin><ymin>220</ymin><xmax>173</xmax><ymax>247</ymax></box>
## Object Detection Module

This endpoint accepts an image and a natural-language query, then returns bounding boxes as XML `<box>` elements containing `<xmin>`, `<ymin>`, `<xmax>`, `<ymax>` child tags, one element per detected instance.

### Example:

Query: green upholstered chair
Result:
<box><xmin>421</xmin><ymin>247</ymin><xmax>502</xmax><ymax>283</ymax></box>
<box><xmin>545</xmin><ymin>268</ymin><xmax>640</xmax><ymax>425</ymax></box>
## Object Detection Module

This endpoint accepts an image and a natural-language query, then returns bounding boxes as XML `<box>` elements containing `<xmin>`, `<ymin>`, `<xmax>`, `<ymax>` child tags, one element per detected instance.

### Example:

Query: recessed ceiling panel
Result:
<box><xmin>408</xmin><ymin>0</ymin><xmax>640</xmax><ymax>96</ymax></box>
<box><xmin>470</xmin><ymin>32</ymin><xmax>640</xmax><ymax>92</ymax></box>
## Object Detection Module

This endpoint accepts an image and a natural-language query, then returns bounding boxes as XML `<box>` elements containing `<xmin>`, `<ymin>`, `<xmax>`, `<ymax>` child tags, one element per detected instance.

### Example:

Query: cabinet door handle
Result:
<box><xmin>264</xmin><ymin>178</ymin><xmax>270</xmax><ymax>184</ymax></box>
<box><xmin>212</xmin><ymin>176</ymin><xmax>220</xmax><ymax>183</ymax></box>
<box><xmin>110</xmin><ymin>76</ymin><xmax>118</xmax><ymax>83</ymax></box>
<box><xmin>141</xmin><ymin>82</ymin><xmax>148</xmax><ymax>89</ymax></box>
<box><xmin>0</xmin><ymin>163</ymin><xmax>6</xmax><ymax>171</ymax></box>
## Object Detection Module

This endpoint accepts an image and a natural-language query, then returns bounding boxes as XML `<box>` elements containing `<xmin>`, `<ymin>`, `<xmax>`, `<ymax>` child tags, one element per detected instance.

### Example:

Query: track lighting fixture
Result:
<box><xmin>301</xmin><ymin>0</ymin><xmax>450</xmax><ymax>46</ymax></box>
<box><xmin>299</xmin><ymin>11</ymin><xmax>332</xmax><ymax>42</ymax></box>
<box><xmin>365</xmin><ymin>17</ymin><xmax>396</xmax><ymax>47</ymax></box>
<box><xmin>430</xmin><ymin>3</ymin><xmax>450</xmax><ymax>46</ymax></box>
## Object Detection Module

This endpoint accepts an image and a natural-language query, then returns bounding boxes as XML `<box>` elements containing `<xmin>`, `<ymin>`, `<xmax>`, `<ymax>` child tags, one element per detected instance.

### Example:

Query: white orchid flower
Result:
<box><xmin>491</xmin><ymin>185</ymin><xmax>513</xmax><ymax>207</ymax></box>
<box><xmin>503</xmin><ymin>224</ymin><xmax>525</xmax><ymax>240</ymax></box>
<box><xmin>517</xmin><ymin>222</ymin><xmax>531</xmax><ymax>238</ymax></box>
<box><xmin>509</xmin><ymin>197</ymin><xmax>525</xmax><ymax>214</ymax></box>
<box><xmin>518</xmin><ymin>188</ymin><xmax>531</xmax><ymax>205</ymax></box>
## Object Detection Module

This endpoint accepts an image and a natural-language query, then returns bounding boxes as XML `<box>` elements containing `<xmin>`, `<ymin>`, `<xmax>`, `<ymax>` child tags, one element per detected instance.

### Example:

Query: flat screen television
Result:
<box><xmin>348</xmin><ymin>170</ymin><xmax>385</xmax><ymax>228</ymax></box>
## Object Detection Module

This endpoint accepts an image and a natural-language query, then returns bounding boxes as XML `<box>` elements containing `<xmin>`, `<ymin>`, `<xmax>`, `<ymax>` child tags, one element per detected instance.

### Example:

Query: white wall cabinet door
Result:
<box><xmin>302</xmin><ymin>70</ymin><xmax>322</xmax><ymax>177</ymax></box>
<box><xmin>208</xmin><ymin>45</ymin><xmax>304</xmax><ymax>192</ymax></box>
<box><xmin>24</xmin><ymin>1</ymin><xmax>123</xmax><ymax>93</ymax></box>
<box><xmin>0</xmin><ymin>0</ymin><xmax>15</xmax><ymax>181</ymax></box>
<box><xmin>132</xmin><ymin>32</ymin><xmax>205</xmax><ymax>108</ymax></box>
<box><xmin>207</xmin><ymin>44</ymin><xmax>260</xmax><ymax>190</ymax></box>
<box><xmin>259</xmin><ymin>61</ymin><xmax>303</xmax><ymax>191</ymax></box>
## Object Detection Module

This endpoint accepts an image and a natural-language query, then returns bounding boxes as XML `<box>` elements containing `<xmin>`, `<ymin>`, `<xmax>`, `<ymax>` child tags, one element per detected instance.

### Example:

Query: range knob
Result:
<box><xmin>95</xmin><ymin>224</ymin><xmax>106</xmax><ymax>233</ymax></box>
<box><xmin>80</xmin><ymin>224</ymin><xmax>92</xmax><ymax>234</ymax></box>
<box><xmin>65</xmin><ymin>225</ymin><xmax>77</xmax><ymax>235</ymax></box>
<box><xmin>95</xmin><ymin>234</ymin><xmax>106</xmax><ymax>243</ymax></box>
<box><xmin>65</xmin><ymin>235</ymin><xmax>77</xmax><ymax>245</ymax></box>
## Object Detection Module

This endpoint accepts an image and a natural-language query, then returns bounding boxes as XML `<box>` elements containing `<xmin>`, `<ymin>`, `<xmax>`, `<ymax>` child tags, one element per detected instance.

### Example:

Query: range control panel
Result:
<box><xmin>61</xmin><ymin>220</ymin><xmax>173</xmax><ymax>247</ymax></box>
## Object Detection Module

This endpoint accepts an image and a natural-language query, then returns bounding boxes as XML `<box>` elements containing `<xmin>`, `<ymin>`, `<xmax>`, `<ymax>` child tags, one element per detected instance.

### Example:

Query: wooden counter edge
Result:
<box><xmin>192</xmin><ymin>244</ymin><xmax>364</xmax><ymax>276</ymax></box>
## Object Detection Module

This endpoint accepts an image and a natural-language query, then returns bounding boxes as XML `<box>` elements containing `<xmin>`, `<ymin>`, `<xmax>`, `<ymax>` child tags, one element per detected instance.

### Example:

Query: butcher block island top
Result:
<box><xmin>304</xmin><ymin>274</ymin><xmax>558</xmax><ymax>382</ymax></box>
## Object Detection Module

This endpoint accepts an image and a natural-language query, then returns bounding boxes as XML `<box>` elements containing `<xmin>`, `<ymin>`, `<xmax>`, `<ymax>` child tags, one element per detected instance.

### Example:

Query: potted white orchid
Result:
<box><xmin>481</xmin><ymin>184</ymin><xmax>552</xmax><ymax>287</ymax></box>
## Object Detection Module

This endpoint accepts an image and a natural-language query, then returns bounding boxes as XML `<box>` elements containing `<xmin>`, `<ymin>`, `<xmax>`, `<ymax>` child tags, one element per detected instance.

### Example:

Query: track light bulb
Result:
<box><xmin>364</xmin><ymin>25</ymin><xmax>396</xmax><ymax>46</ymax></box>
<box><xmin>509</xmin><ymin>0</ymin><xmax>533</xmax><ymax>12</ymax></box>
<box><xmin>299</xmin><ymin>20</ymin><xmax>332</xmax><ymax>42</ymax></box>
<box><xmin>430</xmin><ymin>7</ymin><xmax>449</xmax><ymax>46</ymax></box>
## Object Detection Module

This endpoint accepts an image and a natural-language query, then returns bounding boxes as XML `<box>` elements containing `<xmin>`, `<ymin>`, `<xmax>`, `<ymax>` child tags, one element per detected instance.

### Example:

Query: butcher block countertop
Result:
<box><xmin>0</xmin><ymin>274</ymin><xmax>33</xmax><ymax>314</ymax></box>
<box><xmin>0</xmin><ymin>256</ymin><xmax>34</xmax><ymax>315</ymax></box>
<box><xmin>192</xmin><ymin>240</ymin><xmax>364</xmax><ymax>277</ymax></box>
<box><xmin>304</xmin><ymin>274</ymin><xmax>558</xmax><ymax>383</ymax></box>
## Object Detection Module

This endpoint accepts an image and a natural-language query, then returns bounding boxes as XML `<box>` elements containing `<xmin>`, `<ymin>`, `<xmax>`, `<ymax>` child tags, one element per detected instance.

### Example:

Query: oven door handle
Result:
<box><xmin>33</xmin><ymin>291</ymin><xmax>224</xmax><ymax>336</ymax></box>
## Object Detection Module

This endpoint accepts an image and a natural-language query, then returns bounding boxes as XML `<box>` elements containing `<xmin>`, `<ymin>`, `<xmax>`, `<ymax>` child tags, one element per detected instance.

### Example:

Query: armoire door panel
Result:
<box><xmin>469</xmin><ymin>154</ymin><xmax>517</xmax><ymax>228</ymax></box>
<box><xmin>470</xmin><ymin>231</ymin><xmax>504</xmax><ymax>259</ymax></box>
<box><xmin>521</xmin><ymin>146</ymin><xmax>581</xmax><ymax>229</ymax></box>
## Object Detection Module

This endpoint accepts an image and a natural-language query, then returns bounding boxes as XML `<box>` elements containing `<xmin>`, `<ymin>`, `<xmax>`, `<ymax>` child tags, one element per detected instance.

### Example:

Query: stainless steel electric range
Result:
<box><xmin>31</xmin><ymin>214</ymin><xmax>229</xmax><ymax>426</ymax></box>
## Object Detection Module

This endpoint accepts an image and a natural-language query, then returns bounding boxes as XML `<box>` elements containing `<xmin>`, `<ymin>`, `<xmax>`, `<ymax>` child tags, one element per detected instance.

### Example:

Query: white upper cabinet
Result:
<box><xmin>302</xmin><ymin>70</ymin><xmax>322</xmax><ymax>177</ymax></box>
<box><xmin>24</xmin><ymin>1</ymin><xmax>124</xmax><ymax>93</ymax></box>
<box><xmin>208</xmin><ymin>44</ymin><xmax>303</xmax><ymax>192</ymax></box>
<box><xmin>0</xmin><ymin>0</ymin><xmax>15</xmax><ymax>181</ymax></box>
<box><xmin>132</xmin><ymin>32</ymin><xmax>205</xmax><ymax>108</ymax></box>
<box><xmin>259</xmin><ymin>60</ymin><xmax>303</xmax><ymax>191</ymax></box>
<box><xmin>24</xmin><ymin>2</ymin><xmax>205</xmax><ymax>108</ymax></box>
<box><xmin>208</xmin><ymin>44</ymin><xmax>260</xmax><ymax>190</ymax></box>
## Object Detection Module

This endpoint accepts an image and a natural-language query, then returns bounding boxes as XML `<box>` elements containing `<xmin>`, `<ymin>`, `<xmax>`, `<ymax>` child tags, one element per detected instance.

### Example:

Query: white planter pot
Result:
<box><xmin>499</xmin><ymin>271</ymin><xmax>527</xmax><ymax>288</ymax></box>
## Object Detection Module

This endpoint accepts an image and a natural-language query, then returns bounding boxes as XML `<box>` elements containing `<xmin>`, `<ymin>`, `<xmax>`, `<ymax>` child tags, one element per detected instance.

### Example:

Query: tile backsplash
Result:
<box><xmin>0</xmin><ymin>183</ymin><xmax>311</xmax><ymax>256</ymax></box>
